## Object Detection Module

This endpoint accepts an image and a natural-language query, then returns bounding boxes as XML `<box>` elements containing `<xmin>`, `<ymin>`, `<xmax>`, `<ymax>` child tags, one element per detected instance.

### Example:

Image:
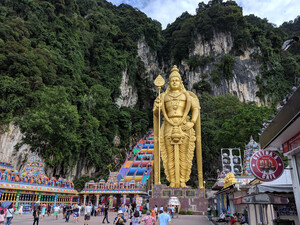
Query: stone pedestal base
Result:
<box><xmin>149</xmin><ymin>184</ymin><xmax>208</xmax><ymax>215</ymax></box>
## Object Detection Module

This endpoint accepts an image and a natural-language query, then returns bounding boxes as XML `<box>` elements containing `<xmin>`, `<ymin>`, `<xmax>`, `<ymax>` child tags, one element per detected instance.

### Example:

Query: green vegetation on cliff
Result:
<box><xmin>0</xmin><ymin>0</ymin><xmax>162</xmax><ymax>177</ymax></box>
<box><xmin>0</xmin><ymin>0</ymin><xmax>299</xmax><ymax>185</ymax></box>
<box><xmin>161</xmin><ymin>0</ymin><xmax>300</xmax><ymax>105</ymax></box>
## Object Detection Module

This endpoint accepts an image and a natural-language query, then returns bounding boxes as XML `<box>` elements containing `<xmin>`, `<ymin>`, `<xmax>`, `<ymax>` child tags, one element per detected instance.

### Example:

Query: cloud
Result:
<box><xmin>107</xmin><ymin>0</ymin><xmax>300</xmax><ymax>29</ymax></box>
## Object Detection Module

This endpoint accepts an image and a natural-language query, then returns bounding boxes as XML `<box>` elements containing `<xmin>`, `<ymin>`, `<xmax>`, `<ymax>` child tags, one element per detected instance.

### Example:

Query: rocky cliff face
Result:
<box><xmin>116</xmin><ymin>70</ymin><xmax>138</xmax><ymax>108</ymax></box>
<box><xmin>0</xmin><ymin>123</ymin><xmax>96</xmax><ymax>180</ymax></box>
<box><xmin>136</xmin><ymin>32</ymin><xmax>264</xmax><ymax>106</ymax></box>
<box><xmin>0</xmin><ymin>123</ymin><xmax>30</xmax><ymax>171</ymax></box>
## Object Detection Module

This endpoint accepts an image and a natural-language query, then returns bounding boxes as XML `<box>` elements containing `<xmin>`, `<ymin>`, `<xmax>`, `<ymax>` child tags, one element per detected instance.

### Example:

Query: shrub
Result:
<box><xmin>179</xmin><ymin>210</ymin><xmax>186</xmax><ymax>215</ymax></box>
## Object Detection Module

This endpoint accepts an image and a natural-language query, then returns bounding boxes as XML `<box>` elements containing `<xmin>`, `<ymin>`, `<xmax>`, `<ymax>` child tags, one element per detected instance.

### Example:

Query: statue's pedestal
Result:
<box><xmin>149</xmin><ymin>184</ymin><xmax>208</xmax><ymax>215</ymax></box>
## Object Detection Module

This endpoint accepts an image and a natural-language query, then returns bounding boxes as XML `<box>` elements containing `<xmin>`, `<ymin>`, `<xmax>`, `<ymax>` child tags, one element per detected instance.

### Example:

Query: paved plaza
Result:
<box><xmin>8</xmin><ymin>213</ymin><xmax>212</xmax><ymax>225</ymax></box>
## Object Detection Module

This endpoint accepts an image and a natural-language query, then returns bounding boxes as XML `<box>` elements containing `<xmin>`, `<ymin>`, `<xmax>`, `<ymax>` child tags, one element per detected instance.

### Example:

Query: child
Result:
<box><xmin>0</xmin><ymin>210</ymin><xmax>5</xmax><ymax>225</ymax></box>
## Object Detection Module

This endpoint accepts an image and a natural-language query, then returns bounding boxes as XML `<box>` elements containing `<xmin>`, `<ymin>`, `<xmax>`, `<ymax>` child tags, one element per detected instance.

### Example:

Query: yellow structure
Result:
<box><xmin>153</xmin><ymin>65</ymin><xmax>203</xmax><ymax>188</ymax></box>
<box><xmin>223</xmin><ymin>172</ymin><xmax>237</xmax><ymax>188</ymax></box>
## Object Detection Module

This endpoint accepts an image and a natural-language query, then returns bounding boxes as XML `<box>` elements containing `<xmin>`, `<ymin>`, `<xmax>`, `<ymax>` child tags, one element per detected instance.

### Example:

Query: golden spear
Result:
<box><xmin>154</xmin><ymin>74</ymin><xmax>165</xmax><ymax>185</ymax></box>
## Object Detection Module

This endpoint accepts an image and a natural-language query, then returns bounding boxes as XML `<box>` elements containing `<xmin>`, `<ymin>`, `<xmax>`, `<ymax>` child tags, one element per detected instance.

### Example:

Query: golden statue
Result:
<box><xmin>153</xmin><ymin>66</ymin><xmax>204</xmax><ymax>188</ymax></box>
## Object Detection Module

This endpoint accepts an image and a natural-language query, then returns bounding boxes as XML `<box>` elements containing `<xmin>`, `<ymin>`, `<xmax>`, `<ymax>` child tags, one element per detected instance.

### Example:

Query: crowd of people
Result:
<box><xmin>0</xmin><ymin>201</ymin><xmax>175</xmax><ymax>225</ymax></box>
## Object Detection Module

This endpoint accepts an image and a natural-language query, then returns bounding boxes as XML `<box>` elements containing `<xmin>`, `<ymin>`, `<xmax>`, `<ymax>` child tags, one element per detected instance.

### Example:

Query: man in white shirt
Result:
<box><xmin>84</xmin><ymin>202</ymin><xmax>92</xmax><ymax>225</ymax></box>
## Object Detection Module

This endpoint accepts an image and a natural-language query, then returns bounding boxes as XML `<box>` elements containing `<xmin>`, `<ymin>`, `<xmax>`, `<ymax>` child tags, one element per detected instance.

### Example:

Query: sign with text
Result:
<box><xmin>250</xmin><ymin>150</ymin><xmax>284</xmax><ymax>181</ymax></box>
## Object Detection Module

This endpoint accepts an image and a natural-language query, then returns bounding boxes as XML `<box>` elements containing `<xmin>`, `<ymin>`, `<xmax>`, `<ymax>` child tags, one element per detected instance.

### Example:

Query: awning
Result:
<box><xmin>242</xmin><ymin>193</ymin><xmax>289</xmax><ymax>204</ymax></box>
<box><xmin>248</xmin><ymin>168</ymin><xmax>293</xmax><ymax>194</ymax></box>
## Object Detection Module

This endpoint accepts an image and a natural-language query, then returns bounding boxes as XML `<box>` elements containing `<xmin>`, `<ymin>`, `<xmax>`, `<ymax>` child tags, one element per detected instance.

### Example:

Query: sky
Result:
<box><xmin>107</xmin><ymin>0</ymin><xmax>300</xmax><ymax>29</ymax></box>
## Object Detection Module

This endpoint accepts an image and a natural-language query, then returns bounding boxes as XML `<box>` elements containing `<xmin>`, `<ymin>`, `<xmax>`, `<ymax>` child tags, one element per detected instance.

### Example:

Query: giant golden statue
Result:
<box><xmin>153</xmin><ymin>66</ymin><xmax>204</xmax><ymax>188</ymax></box>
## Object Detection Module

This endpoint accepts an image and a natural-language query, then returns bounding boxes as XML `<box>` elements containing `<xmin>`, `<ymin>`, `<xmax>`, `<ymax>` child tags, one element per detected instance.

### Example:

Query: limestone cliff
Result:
<box><xmin>137</xmin><ymin>32</ymin><xmax>264</xmax><ymax>106</ymax></box>
<box><xmin>0</xmin><ymin>123</ymin><xmax>30</xmax><ymax>172</ymax></box>
<box><xmin>116</xmin><ymin>70</ymin><xmax>138</xmax><ymax>108</ymax></box>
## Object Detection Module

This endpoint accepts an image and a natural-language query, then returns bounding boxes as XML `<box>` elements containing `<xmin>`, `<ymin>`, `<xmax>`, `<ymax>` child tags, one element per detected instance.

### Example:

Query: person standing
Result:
<box><xmin>73</xmin><ymin>204</ymin><xmax>79</xmax><ymax>223</ymax></box>
<box><xmin>102</xmin><ymin>204</ymin><xmax>110</xmax><ymax>224</ymax></box>
<box><xmin>32</xmin><ymin>205</ymin><xmax>41</xmax><ymax>225</ymax></box>
<box><xmin>0</xmin><ymin>210</ymin><xmax>5</xmax><ymax>225</ymax></box>
<box><xmin>127</xmin><ymin>205</ymin><xmax>133</xmax><ymax>220</ymax></box>
<box><xmin>170</xmin><ymin>206</ymin><xmax>174</xmax><ymax>219</ymax></box>
<box><xmin>41</xmin><ymin>204</ymin><xmax>46</xmax><ymax>221</ymax></box>
<box><xmin>18</xmin><ymin>204</ymin><xmax>23</xmax><ymax>215</ymax></box>
<box><xmin>84</xmin><ymin>202</ymin><xmax>92</xmax><ymax>225</ymax></box>
<box><xmin>5</xmin><ymin>204</ymin><xmax>14</xmax><ymax>225</ymax></box>
<box><xmin>158</xmin><ymin>208</ymin><xmax>171</xmax><ymax>225</ymax></box>
<box><xmin>113</xmin><ymin>210</ymin><xmax>127</xmax><ymax>225</ymax></box>
<box><xmin>130</xmin><ymin>211</ymin><xmax>140</xmax><ymax>225</ymax></box>
<box><xmin>63</xmin><ymin>204</ymin><xmax>66</xmax><ymax>219</ymax></box>
<box><xmin>101</xmin><ymin>204</ymin><xmax>104</xmax><ymax>216</ymax></box>
<box><xmin>47</xmin><ymin>203</ymin><xmax>51</xmax><ymax>216</ymax></box>
<box><xmin>65</xmin><ymin>204</ymin><xmax>71</xmax><ymax>222</ymax></box>
<box><xmin>92</xmin><ymin>204</ymin><xmax>95</xmax><ymax>217</ymax></box>
<box><xmin>53</xmin><ymin>205</ymin><xmax>60</xmax><ymax>220</ymax></box>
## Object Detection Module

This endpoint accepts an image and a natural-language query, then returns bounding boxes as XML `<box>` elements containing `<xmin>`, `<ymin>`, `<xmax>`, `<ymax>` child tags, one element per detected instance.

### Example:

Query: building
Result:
<box><xmin>260</xmin><ymin>85</ymin><xmax>300</xmax><ymax>222</ymax></box>
<box><xmin>81</xmin><ymin>132</ymin><xmax>153</xmax><ymax>208</ymax></box>
<box><xmin>0</xmin><ymin>154</ymin><xmax>78</xmax><ymax>214</ymax></box>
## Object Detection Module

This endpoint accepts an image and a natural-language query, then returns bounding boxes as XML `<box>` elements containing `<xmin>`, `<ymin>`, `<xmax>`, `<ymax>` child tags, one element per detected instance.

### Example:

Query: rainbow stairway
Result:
<box><xmin>118</xmin><ymin>132</ymin><xmax>154</xmax><ymax>186</ymax></box>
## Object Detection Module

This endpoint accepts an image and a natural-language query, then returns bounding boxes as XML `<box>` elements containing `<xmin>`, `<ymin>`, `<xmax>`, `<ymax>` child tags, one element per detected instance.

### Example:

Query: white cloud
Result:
<box><xmin>236</xmin><ymin>0</ymin><xmax>300</xmax><ymax>26</ymax></box>
<box><xmin>107</xmin><ymin>0</ymin><xmax>300</xmax><ymax>29</ymax></box>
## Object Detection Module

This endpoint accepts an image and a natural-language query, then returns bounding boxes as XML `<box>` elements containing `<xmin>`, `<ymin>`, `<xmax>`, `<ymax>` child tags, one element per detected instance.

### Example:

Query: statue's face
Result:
<box><xmin>169</xmin><ymin>76</ymin><xmax>181</xmax><ymax>90</ymax></box>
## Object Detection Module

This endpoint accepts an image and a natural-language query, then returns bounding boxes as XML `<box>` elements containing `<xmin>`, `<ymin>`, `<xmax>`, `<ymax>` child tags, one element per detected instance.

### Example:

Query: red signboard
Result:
<box><xmin>283</xmin><ymin>132</ymin><xmax>300</xmax><ymax>153</ymax></box>
<box><xmin>250</xmin><ymin>150</ymin><xmax>284</xmax><ymax>181</ymax></box>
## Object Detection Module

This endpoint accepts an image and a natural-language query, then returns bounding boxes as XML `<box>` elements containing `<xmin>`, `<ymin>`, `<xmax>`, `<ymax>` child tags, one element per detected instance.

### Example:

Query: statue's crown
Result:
<box><xmin>169</xmin><ymin>65</ymin><xmax>181</xmax><ymax>80</ymax></box>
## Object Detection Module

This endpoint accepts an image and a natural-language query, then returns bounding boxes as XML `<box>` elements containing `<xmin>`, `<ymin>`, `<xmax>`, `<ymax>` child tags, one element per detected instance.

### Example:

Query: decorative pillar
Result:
<box><xmin>96</xmin><ymin>195</ymin><xmax>100</xmax><ymax>206</ymax></box>
<box><xmin>109</xmin><ymin>195</ymin><xmax>113</xmax><ymax>209</ymax></box>
<box><xmin>122</xmin><ymin>194</ymin><xmax>127</xmax><ymax>205</ymax></box>
<box><xmin>70</xmin><ymin>196</ymin><xmax>73</xmax><ymax>204</ymax></box>
<box><xmin>54</xmin><ymin>194</ymin><xmax>58</xmax><ymax>207</ymax></box>
<box><xmin>14</xmin><ymin>191</ymin><xmax>21</xmax><ymax>214</ymax></box>
<box><xmin>38</xmin><ymin>193</ymin><xmax>42</xmax><ymax>202</ymax></box>
<box><xmin>83</xmin><ymin>195</ymin><xmax>87</xmax><ymax>206</ymax></box>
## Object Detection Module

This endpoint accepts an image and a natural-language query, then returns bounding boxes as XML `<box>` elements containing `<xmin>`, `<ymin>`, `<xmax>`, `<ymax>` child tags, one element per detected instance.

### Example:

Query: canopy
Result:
<box><xmin>248</xmin><ymin>168</ymin><xmax>293</xmax><ymax>194</ymax></box>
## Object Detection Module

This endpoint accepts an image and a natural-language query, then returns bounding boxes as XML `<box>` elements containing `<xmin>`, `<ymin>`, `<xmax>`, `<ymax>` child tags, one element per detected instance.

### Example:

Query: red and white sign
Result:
<box><xmin>250</xmin><ymin>150</ymin><xmax>284</xmax><ymax>181</ymax></box>
<box><xmin>283</xmin><ymin>132</ymin><xmax>300</xmax><ymax>153</ymax></box>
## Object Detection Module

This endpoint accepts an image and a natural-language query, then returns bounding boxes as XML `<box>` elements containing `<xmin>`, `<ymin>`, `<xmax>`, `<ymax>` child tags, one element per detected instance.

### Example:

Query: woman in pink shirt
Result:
<box><xmin>142</xmin><ymin>211</ymin><xmax>156</xmax><ymax>225</ymax></box>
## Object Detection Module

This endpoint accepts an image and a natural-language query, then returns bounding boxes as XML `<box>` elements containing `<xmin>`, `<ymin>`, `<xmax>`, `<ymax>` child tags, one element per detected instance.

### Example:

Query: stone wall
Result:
<box><xmin>149</xmin><ymin>184</ymin><xmax>208</xmax><ymax>215</ymax></box>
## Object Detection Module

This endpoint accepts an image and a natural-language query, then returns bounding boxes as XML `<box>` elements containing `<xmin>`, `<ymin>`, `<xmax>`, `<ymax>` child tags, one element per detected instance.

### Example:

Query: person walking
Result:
<box><xmin>84</xmin><ymin>202</ymin><xmax>92</xmax><ymax>225</ymax></box>
<box><xmin>142</xmin><ymin>211</ymin><xmax>155</xmax><ymax>225</ymax></box>
<box><xmin>32</xmin><ymin>205</ymin><xmax>41</xmax><ymax>225</ymax></box>
<box><xmin>102</xmin><ymin>204</ymin><xmax>110</xmax><ymax>224</ymax></box>
<box><xmin>170</xmin><ymin>206</ymin><xmax>174</xmax><ymax>219</ymax></box>
<box><xmin>5</xmin><ymin>204</ymin><xmax>14</xmax><ymax>225</ymax></box>
<box><xmin>53</xmin><ymin>205</ymin><xmax>60</xmax><ymax>220</ymax></box>
<box><xmin>158</xmin><ymin>208</ymin><xmax>171</xmax><ymax>225</ymax></box>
